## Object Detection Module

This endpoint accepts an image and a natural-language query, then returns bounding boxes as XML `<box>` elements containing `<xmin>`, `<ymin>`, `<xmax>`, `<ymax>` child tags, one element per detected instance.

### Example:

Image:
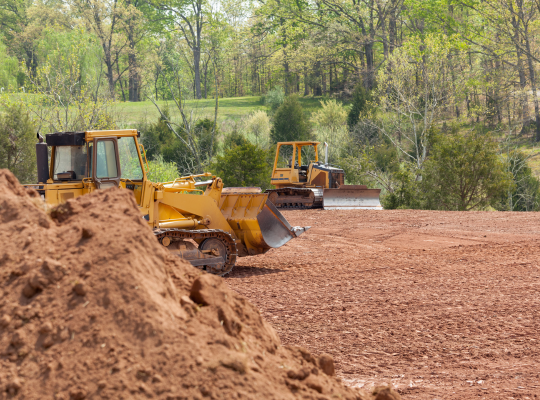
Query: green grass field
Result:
<box><xmin>115</xmin><ymin>96</ymin><xmax>326</xmax><ymax>127</ymax></box>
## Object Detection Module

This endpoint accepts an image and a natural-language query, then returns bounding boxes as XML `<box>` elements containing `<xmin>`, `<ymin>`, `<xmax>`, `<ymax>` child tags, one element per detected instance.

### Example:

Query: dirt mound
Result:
<box><xmin>0</xmin><ymin>170</ymin><xmax>383</xmax><ymax>400</ymax></box>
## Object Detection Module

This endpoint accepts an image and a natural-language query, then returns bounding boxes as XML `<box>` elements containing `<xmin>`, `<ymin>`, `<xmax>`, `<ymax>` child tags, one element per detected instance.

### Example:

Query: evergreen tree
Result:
<box><xmin>347</xmin><ymin>83</ymin><xmax>372</xmax><ymax>130</ymax></box>
<box><xmin>270</xmin><ymin>95</ymin><xmax>311</xmax><ymax>143</ymax></box>
<box><xmin>210</xmin><ymin>132</ymin><xmax>271</xmax><ymax>189</ymax></box>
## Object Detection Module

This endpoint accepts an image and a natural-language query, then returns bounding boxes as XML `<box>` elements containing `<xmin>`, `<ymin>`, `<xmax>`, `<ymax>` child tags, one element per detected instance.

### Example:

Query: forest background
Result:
<box><xmin>2</xmin><ymin>0</ymin><xmax>540</xmax><ymax>211</ymax></box>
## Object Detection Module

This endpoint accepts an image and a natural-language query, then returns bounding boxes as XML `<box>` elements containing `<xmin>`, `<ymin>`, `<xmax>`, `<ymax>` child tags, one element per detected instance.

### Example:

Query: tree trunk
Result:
<box><xmin>364</xmin><ymin>42</ymin><xmax>374</xmax><ymax>90</ymax></box>
<box><xmin>117</xmin><ymin>62</ymin><xmax>126</xmax><ymax>102</ymax></box>
<box><xmin>304</xmin><ymin>65</ymin><xmax>309</xmax><ymax>96</ymax></box>
<box><xmin>314</xmin><ymin>61</ymin><xmax>322</xmax><ymax>96</ymax></box>
<box><xmin>193</xmin><ymin>46</ymin><xmax>202</xmax><ymax>99</ymax></box>
<box><xmin>128</xmin><ymin>51</ymin><xmax>139</xmax><ymax>101</ymax></box>
<box><xmin>283</xmin><ymin>59</ymin><xmax>290</xmax><ymax>95</ymax></box>
<box><xmin>104</xmin><ymin>50</ymin><xmax>115</xmax><ymax>99</ymax></box>
<box><xmin>203</xmin><ymin>58</ymin><xmax>208</xmax><ymax>99</ymax></box>
<box><xmin>127</xmin><ymin>11</ymin><xmax>139</xmax><ymax>102</ymax></box>
<box><xmin>389</xmin><ymin>7</ymin><xmax>397</xmax><ymax>55</ymax></box>
<box><xmin>329</xmin><ymin>64</ymin><xmax>333</xmax><ymax>93</ymax></box>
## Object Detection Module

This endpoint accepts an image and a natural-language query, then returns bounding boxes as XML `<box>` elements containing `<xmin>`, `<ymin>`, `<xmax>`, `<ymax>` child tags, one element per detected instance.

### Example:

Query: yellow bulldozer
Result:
<box><xmin>266</xmin><ymin>141</ymin><xmax>382</xmax><ymax>210</ymax></box>
<box><xmin>25</xmin><ymin>129</ymin><xmax>309</xmax><ymax>275</ymax></box>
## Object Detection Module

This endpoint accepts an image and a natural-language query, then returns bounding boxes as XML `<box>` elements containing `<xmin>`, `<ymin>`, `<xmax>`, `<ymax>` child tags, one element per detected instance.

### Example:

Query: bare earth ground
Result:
<box><xmin>224</xmin><ymin>210</ymin><xmax>540</xmax><ymax>400</ymax></box>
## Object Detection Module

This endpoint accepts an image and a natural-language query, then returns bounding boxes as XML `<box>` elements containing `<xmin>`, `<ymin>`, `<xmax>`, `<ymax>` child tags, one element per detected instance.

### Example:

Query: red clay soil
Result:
<box><xmin>0</xmin><ymin>170</ymin><xmax>392</xmax><ymax>400</ymax></box>
<box><xmin>226</xmin><ymin>209</ymin><xmax>540</xmax><ymax>400</ymax></box>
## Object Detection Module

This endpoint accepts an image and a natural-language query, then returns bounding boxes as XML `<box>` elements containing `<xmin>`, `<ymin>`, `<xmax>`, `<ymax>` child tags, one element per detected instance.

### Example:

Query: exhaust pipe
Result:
<box><xmin>36</xmin><ymin>133</ymin><xmax>48</xmax><ymax>183</ymax></box>
<box><xmin>324</xmin><ymin>142</ymin><xmax>328</xmax><ymax>166</ymax></box>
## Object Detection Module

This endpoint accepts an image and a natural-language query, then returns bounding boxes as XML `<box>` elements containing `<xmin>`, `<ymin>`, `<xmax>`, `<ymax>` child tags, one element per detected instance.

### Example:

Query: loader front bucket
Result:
<box><xmin>219</xmin><ymin>192</ymin><xmax>310</xmax><ymax>256</ymax></box>
<box><xmin>257</xmin><ymin>200</ymin><xmax>309</xmax><ymax>248</ymax></box>
<box><xmin>323</xmin><ymin>186</ymin><xmax>383</xmax><ymax>210</ymax></box>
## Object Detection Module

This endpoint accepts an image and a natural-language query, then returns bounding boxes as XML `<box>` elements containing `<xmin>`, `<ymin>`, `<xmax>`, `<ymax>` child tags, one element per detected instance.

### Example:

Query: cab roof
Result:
<box><xmin>277</xmin><ymin>141</ymin><xmax>320</xmax><ymax>145</ymax></box>
<box><xmin>45</xmin><ymin>130</ymin><xmax>139</xmax><ymax>146</ymax></box>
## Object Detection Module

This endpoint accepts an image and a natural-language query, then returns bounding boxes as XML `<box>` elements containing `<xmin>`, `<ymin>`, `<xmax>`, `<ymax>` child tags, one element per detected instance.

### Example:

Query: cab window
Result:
<box><xmin>96</xmin><ymin>140</ymin><xmax>119</xmax><ymax>178</ymax></box>
<box><xmin>277</xmin><ymin>145</ymin><xmax>294</xmax><ymax>168</ymax></box>
<box><xmin>53</xmin><ymin>146</ymin><xmax>87</xmax><ymax>180</ymax></box>
<box><xmin>118</xmin><ymin>137</ymin><xmax>144</xmax><ymax>180</ymax></box>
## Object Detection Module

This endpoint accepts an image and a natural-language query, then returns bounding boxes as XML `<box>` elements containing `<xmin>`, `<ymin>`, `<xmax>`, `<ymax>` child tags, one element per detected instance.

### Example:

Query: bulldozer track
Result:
<box><xmin>275</xmin><ymin>204</ymin><xmax>316</xmax><ymax>210</ymax></box>
<box><xmin>265</xmin><ymin>188</ymin><xmax>323</xmax><ymax>210</ymax></box>
<box><xmin>153</xmin><ymin>229</ymin><xmax>237</xmax><ymax>276</ymax></box>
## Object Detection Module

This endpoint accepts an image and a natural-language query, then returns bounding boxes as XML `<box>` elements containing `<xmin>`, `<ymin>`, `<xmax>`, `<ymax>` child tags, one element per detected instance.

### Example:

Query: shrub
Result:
<box><xmin>270</xmin><ymin>95</ymin><xmax>311</xmax><ymax>143</ymax></box>
<box><xmin>311</xmin><ymin>99</ymin><xmax>348</xmax><ymax>162</ymax></box>
<box><xmin>210</xmin><ymin>132</ymin><xmax>271</xmax><ymax>189</ymax></box>
<box><xmin>421</xmin><ymin>132</ymin><xmax>513</xmax><ymax>211</ymax></box>
<box><xmin>347</xmin><ymin>83</ymin><xmax>372</xmax><ymax>129</ymax></box>
<box><xmin>264</xmin><ymin>87</ymin><xmax>285</xmax><ymax>111</ymax></box>
<box><xmin>498</xmin><ymin>150</ymin><xmax>540</xmax><ymax>211</ymax></box>
<box><xmin>0</xmin><ymin>104</ymin><xmax>36</xmax><ymax>184</ymax></box>
<box><xmin>146</xmin><ymin>155</ymin><xmax>179</xmax><ymax>182</ymax></box>
<box><xmin>242</xmin><ymin>110</ymin><xmax>271</xmax><ymax>149</ymax></box>
<box><xmin>141</xmin><ymin>110</ymin><xmax>217</xmax><ymax>175</ymax></box>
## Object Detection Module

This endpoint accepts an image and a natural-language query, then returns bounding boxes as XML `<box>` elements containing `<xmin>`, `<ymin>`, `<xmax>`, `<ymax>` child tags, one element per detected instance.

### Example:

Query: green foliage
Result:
<box><xmin>15</xmin><ymin>26</ymin><xmax>114</xmax><ymax>133</ymax></box>
<box><xmin>140</xmin><ymin>107</ymin><xmax>176</xmax><ymax>160</ymax></box>
<box><xmin>311</xmin><ymin>99</ymin><xmax>348</xmax><ymax>162</ymax></box>
<box><xmin>264</xmin><ymin>87</ymin><xmax>285</xmax><ymax>111</ymax></box>
<box><xmin>241</xmin><ymin>110</ymin><xmax>271</xmax><ymax>149</ymax></box>
<box><xmin>498</xmin><ymin>151</ymin><xmax>540</xmax><ymax>211</ymax></box>
<box><xmin>375</xmin><ymin>34</ymin><xmax>467</xmax><ymax>170</ymax></box>
<box><xmin>270</xmin><ymin>95</ymin><xmax>311</xmax><ymax>143</ymax></box>
<box><xmin>146</xmin><ymin>155</ymin><xmax>179</xmax><ymax>183</ymax></box>
<box><xmin>347</xmin><ymin>84</ymin><xmax>372</xmax><ymax>130</ymax></box>
<box><xmin>141</xmin><ymin>111</ymin><xmax>217</xmax><ymax>175</ymax></box>
<box><xmin>210</xmin><ymin>132</ymin><xmax>271</xmax><ymax>189</ymax></box>
<box><xmin>421</xmin><ymin>132</ymin><xmax>513</xmax><ymax>211</ymax></box>
<box><xmin>0</xmin><ymin>104</ymin><xmax>36</xmax><ymax>183</ymax></box>
<box><xmin>380</xmin><ymin>164</ymin><xmax>420</xmax><ymax>210</ymax></box>
<box><xmin>0</xmin><ymin>40</ymin><xmax>18</xmax><ymax>89</ymax></box>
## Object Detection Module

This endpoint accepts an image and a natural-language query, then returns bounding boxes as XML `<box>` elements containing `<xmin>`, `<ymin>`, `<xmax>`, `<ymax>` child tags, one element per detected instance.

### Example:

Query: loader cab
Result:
<box><xmin>40</xmin><ymin>130</ymin><xmax>148</xmax><ymax>206</ymax></box>
<box><xmin>271</xmin><ymin>141</ymin><xmax>320</xmax><ymax>187</ymax></box>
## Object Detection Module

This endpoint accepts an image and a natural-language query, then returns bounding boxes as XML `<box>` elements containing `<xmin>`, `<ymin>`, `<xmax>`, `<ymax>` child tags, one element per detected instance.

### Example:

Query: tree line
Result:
<box><xmin>1</xmin><ymin>0</ymin><xmax>540</xmax><ymax>131</ymax></box>
<box><xmin>2</xmin><ymin>0</ymin><xmax>540</xmax><ymax>211</ymax></box>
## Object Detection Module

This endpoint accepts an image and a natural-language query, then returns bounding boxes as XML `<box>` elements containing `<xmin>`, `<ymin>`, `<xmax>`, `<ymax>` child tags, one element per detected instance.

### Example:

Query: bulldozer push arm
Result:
<box><xmin>26</xmin><ymin>130</ymin><xmax>309</xmax><ymax>275</ymax></box>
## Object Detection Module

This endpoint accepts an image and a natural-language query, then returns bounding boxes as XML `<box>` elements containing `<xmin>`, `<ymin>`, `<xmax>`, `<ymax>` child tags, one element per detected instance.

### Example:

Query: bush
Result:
<box><xmin>311</xmin><ymin>100</ymin><xmax>348</xmax><ymax>162</ymax></box>
<box><xmin>0</xmin><ymin>104</ymin><xmax>36</xmax><ymax>184</ymax></box>
<box><xmin>347</xmin><ymin>83</ymin><xmax>372</xmax><ymax>129</ymax></box>
<box><xmin>270</xmin><ymin>95</ymin><xmax>311</xmax><ymax>143</ymax></box>
<box><xmin>498</xmin><ymin>151</ymin><xmax>540</xmax><ymax>211</ymax></box>
<box><xmin>242</xmin><ymin>110</ymin><xmax>271</xmax><ymax>149</ymax></box>
<box><xmin>380</xmin><ymin>164</ymin><xmax>420</xmax><ymax>209</ymax></box>
<box><xmin>264</xmin><ymin>87</ymin><xmax>285</xmax><ymax>111</ymax></box>
<box><xmin>141</xmin><ymin>110</ymin><xmax>217</xmax><ymax>175</ymax></box>
<box><xmin>140</xmin><ymin>107</ymin><xmax>176</xmax><ymax>161</ymax></box>
<box><xmin>421</xmin><ymin>132</ymin><xmax>513</xmax><ymax>211</ymax></box>
<box><xmin>146</xmin><ymin>155</ymin><xmax>179</xmax><ymax>182</ymax></box>
<box><xmin>210</xmin><ymin>132</ymin><xmax>271</xmax><ymax>189</ymax></box>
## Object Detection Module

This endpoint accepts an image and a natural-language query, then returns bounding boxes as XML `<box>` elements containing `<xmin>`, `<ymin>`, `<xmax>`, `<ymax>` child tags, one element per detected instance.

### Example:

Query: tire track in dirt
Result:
<box><xmin>225</xmin><ymin>210</ymin><xmax>540</xmax><ymax>399</ymax></box>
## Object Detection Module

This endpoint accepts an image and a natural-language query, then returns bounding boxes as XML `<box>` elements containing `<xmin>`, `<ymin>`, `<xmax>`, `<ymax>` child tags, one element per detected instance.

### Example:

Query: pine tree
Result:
<box><xmin>270</xmin><ymin>95</ymin><xmax>311</xmax><ymax>143</ymax></box>
<box><xmin>347</xmin><ymin>84</ymin><xmax>372</xmax><ymax>129</ymax></box>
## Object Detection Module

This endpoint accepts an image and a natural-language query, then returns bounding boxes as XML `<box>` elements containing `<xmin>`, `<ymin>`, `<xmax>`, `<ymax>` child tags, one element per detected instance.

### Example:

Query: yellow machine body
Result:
<box><xmin>28</xmin><ymin>130</ymin><xmax>308</xmax><ymax>273</ymax></box>
<box><xmin>266</xmin><ymin>141</ymin><xmax>382</xmax><ymax>210</ymax></box>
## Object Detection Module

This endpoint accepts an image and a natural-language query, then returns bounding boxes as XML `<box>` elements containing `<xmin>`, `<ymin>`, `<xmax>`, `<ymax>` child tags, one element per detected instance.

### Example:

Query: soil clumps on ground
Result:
<box><xmin>0</xmin><ymin>170</ymin><xmax>388</xmax><ymax>400</ymax></box>
<box><xmin>228</xmin><ymin>208</ymin><xmax>540</xmax><ymax>399</ymax></box>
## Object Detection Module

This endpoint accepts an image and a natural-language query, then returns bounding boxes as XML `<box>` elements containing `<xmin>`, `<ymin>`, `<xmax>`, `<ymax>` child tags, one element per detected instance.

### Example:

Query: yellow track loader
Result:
<box><xmin>266</xmin><ymin>141</ymin><xmax>383</xmax><ymax>210</ymax></box>
<box><xmin>26</xmin><ymin>129</ymin><xmax>309</xmax><ymax>275</ymax></box>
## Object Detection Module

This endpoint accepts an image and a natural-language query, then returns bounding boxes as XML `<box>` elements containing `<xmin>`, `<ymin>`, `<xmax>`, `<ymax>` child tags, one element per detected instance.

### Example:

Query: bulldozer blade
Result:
<box><xmin>257</xmin><ymin>200</ymin><xmax>310</xmax><ymax>248</ymax></box>
<box><xmin>323</xmin><ymin>187</ymin><xmax>383</xmax><ymax>210</ymax></box>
